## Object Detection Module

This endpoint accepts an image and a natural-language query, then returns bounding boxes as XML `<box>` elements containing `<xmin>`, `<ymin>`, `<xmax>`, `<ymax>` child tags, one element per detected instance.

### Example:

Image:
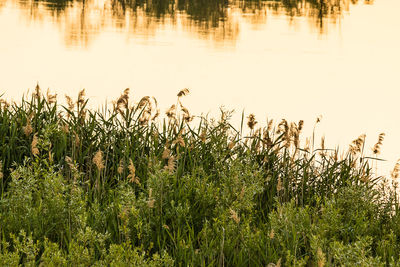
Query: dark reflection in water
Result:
<box><xmin>6</xmin><ymin>0</ymin><xmax>372</xmax><ymax>46</ymax></box>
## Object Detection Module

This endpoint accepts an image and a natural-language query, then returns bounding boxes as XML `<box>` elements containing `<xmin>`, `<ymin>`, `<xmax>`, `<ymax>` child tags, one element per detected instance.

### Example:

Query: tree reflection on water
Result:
<box><xmin>6</xmin><ymin>0</ymin><xmax>372</xmax><ymax>46</ymax></box>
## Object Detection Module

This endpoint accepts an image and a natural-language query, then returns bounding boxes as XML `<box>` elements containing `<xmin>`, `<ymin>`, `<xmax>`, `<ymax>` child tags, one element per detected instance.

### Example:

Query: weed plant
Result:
<box><xmin>0</xmin><ymin>86</ymin><xmax>400</xmax><ymax>266</ymax></box>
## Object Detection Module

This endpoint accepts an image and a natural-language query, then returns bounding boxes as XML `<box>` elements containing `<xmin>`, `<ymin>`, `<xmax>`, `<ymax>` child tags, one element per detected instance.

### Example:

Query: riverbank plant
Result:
<box><xmin>0</xmin><ymin>86</ymin><xmax>399</xmax><ymax>266</ymax></box>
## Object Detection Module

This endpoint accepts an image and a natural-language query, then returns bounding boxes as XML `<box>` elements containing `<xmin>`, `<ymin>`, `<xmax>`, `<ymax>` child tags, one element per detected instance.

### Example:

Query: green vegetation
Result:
<box><xmin>0</xmin><ymin>86</ymin><xmax>399</xmax><ymax>266</ymax></box>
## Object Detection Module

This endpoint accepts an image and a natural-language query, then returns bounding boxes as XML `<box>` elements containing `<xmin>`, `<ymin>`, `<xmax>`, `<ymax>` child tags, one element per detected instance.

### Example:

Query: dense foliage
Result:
<box><xmin>0</xmin><ymin>87</ymin><xmax>399</xmax><ymax>266</ymax></box>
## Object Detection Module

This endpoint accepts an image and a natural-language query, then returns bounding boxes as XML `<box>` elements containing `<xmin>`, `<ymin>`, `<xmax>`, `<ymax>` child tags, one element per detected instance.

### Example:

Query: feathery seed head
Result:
<box><xmin>316</xmin><ymin>115</ymin><xmax>322</xmax><ymax>124</ymax></box>
<box><xmin>165</xmin><ymin>156</ymin><xmax>176</xmax><ymax>173</ymax></box>
<box><xmin>152</xmin><ymin>109</ymin><xmax>160</xmax><ymax>121</ymax></box>
<box><xmin>33</xmin><ymin>83</ymin><xmax>41</xmax><ymax>99</ymax></box>
<box><xmin>162</xmin><ymin>147</ymin><xmax>170</xmax><ymax>159</ymax></box>
<box><xmin>0</xmin><ymin>99</ymin><xmax>10</xmax><ymax>110</ymax></box>
<box><xmin>267</xmin><ymin>119</ymin><xmax>274</xmax><ymax>132</ymax></box>
<box><xmin>139</xmin><ymin>111</ymin><xmax>151</xmax><ymax>125</ymax></box>
<box><xmin>298</xmin><ymin>120</ymin><xmax>304</xmax><ymax>132</ymax></box>
<box><xmin>65</xmin><ymin>156</ymin><xmax>73</xmax><ymax>167</ymax></box>
<box><xmin>173</xmin><ymin>136</ymin><xmax>185</xmax><ymax>147</ymax></box>
<box><xmin>372</xmin><ymin>133</ymin><xmax>385</xmax><ymax>155</ymax></box>
<box><xmin>31</xmin><ymin>133</ymin><xmax>39</xmax><ymax>156</ymax></box>
<box><xmin>116</xmin><ymin>88</ymin><xmax>130</xmax><ymax>112</ymax></box>
<box><xmin>117</xmin><ymin>159</ymin><xmax>124</xmax><ymax>174</ymax></box>
<box><xmin>247</xmin><ymin>114</ymin><xmax>257</xmax><ymax>130</ymax></box>
<box><xmin>349</xmin><ymin>134</ymin><xmax>366</xmax><ymax>156</ymax></box>
<box><xmin>74</xmin><ymin>132</ymin><xmax>80</xmax><ymax>147</ymax></box>
<box><xmin>23</xmin><ymin>119</ymin><xmax>33</xmax><ymax>136</ymax></box>
<box><xmin>181</xmin><ymin>106</ymin><xmax>193</xmax><ymax>122</ymax></box>
<box><xmin>391</xmin><ymin>159</ymin><xmax>400</xmax><ymax>179</ymax></box>
<box><xmin>276</xmin><ymin>177</ymin><xmax>282</xmax><ymax>192</ymax></box>
<box><xmin>228</xmin><ymin>141</ymin><xmax>235</xmax><ymax>150</ymax></box>
<box><xmin>317</xmin><ymin>247</ymin><xmax>326</xmax><ymax>267</ymax></box>
<box><xmin>138</xmin><ymin>96</ymin><xmax>150</xmax><ymax>109</ymax></box>
<box><xmin>229</xmin><ymin>208</ymin><xmax>240</xmax><ymax>224</ymax></box>
<box><xmin>200</xmin><ymin>129</ymin><xmax>207</xmax><ymax>143</ymax></box>
<box><xmin>46</xmin><ymin>89</ymin><xmax>57</xmax><ymax>104</ymax></box>
<box><xmin>239</xmin><ymin>185</ymin><xmax>246</xmax><ymax>199</ymax></box>
<box><xmin>77</xmin><ymin>89</ymin><xmax>86</xmax><ymax>106</ymax></box>
<box><xmin>127</xmin><ymin>159</ymin><xmax>140</xmax><ymax>185</ymax></box>
<box><xmin>276</xmin><ymin>119</ymin><xmax>288</xmax><ymax>135</ymax></box>
<box><xmin>177</xmin><ymin>88</ymin><xmax>190</xmax><ymax>97</ymax></box>
<box><xmin>65</xmin><ymin>95</ymin><xmax>75</xmax><ymax>111</ymax></box>
<box><xmin>93</xmin><ymin>150</ymin><xmax>105</xmax><ymax>171</ymax></box>
<box><xmin>269</xmin><ymin>229</ymin><xmax>275</xmax><ymax>239</ymax></box>
<box><xmin>166</xmin><ymin>104</ymin><xmax>176</xmax><ymax>119</ymax></box>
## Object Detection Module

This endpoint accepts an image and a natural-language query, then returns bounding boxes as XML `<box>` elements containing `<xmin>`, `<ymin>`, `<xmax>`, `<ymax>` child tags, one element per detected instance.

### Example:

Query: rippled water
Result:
<box><xmin>0</xmin><ymin>0</ymin><xmax>399</xmax><ymax>175</ymax></box>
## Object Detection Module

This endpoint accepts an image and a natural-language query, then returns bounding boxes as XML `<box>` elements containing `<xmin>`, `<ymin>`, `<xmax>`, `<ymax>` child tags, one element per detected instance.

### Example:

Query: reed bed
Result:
<box><xmin>0</xmin><ymin>86</ymin><xmax>399</xmax><ymax>266</ymax></box>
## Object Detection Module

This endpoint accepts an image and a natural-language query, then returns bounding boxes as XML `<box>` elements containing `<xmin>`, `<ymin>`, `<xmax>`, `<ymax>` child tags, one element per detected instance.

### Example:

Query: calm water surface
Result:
<box><xmin>0</xmin><ymin>0</ymin><xmax>399</xmax><ymax>174</ymax></box>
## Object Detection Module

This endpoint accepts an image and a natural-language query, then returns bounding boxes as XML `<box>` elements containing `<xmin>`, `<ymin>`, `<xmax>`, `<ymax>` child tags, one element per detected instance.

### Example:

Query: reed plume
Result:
<box><xmin>31</xmin><ymin>133</ymin><xmax>39</xmax><ymax>156</ymax></box>
<box><xmin>181</xmin><ymin>106</ymin><xmax>193</xmax><ymax>122</ymax></box>
<box><xmin>200</xmin><ymin>129</ymin><xmax>207</xmax><ymax>143</ymax></box>
<box><xmin>46</xmin><ymin>89</ymin><xmax>57</xmax><ymax>104</ymax></box>
<box><xmin>0</xmin><ymin>99</ymin><xmax>10</xmax><ymax>109</ymax></box>
<box><xmin>93</xmin><ymin>150</ymin><xmax>105</xmax><ymax>171</ymax></box>
<box><xmin>33</xmin><ymin>83</ymin><xmax>41</xmax><ymax>99</ymax></box>
<box><xmin>349</xmin><ymin>134</ymin><xmax>366</xmax><ymax>156</ymax></box>
<box><xmin>139</xmin><ymin>111</ymin><xmax>151</xmax><ymax>125</ymax></box>
<box><xmin>117</xmin><ymin>159</ymin><xmax>124</xmax><ymax>174</ymax></box>
<box><xmin>162</xmin><ymin>147</ymin><xmax>171</xmax><ymax>159</ymax></box>
<box><xmin>228</xmin><ymin>140</ymin><xmax>235</xmax><ymax>150</ymax></box>
<box><xmin>276</xmin><ymin>177</ymin><xmax>282</xmax><ymax>192</ymax></box>
<box><xmin>391</xmin><ymin>159</ymin><xmax>400</xmax><ymax>179</ymax></box>
<box><xmin>65</xmin><ymin>95</ymin><xmax>75</xmax><ymax>111</ymax></box>
<box><xmin>138</xmin><ymin>96</ymin><xmax>150</xmax><ymax>110</ymax></box>
<box><xmin>298</xmin><ymin>120</ymin><xmax>304</xmax><ymax>132</ymax></box>
<box><xmin>116</xmin><ymin>88</ymin><xmax>130</xmax><ymax>114</ymax></box>
<box><xmin>247</xmin><ymin>114</ymin><xmax>257</xmax><ymax>130</ymax></box>
<box><xmin>23</xmin><ymin>118</ymin><xmax>33</xmax><ymax>136</ymax></box>
<box><xmin>290</xmin><ymin>122</ymin><xmax>300</xmax><ymax>149</ymax></box>
<box><xmin>267</xmin><ymin>119</ymin><xmax>274</xmax><ymax>132</ymax></box>
<box><xmin>317</xmin><ymin>247</ymin><xmax>326</xmax><ymax>267</ymax></box>
<box><xmin>229</xmin><ymin>208</ymin><xmax>240</xmax><ymax>224</ymax></box>
<box><xmin>177</xmin><ymin>88</ymin><xmax>190</xmax><ymax>97</ymax></box>
<box><xmin>269</xmin><ymin>229</ymin><xmax>275</xmax><ymax>239</ymax></box>
<box><xmin>77</xmin><ymin>89</ymin><xmax>86</xmax><ymax>106</ymax></box>
<box><xmin>127</xmin><ymin>159</ymin><xmax>140</xmax><ymax>185</ymax></box>
<box><xmin>166</xmin><ymin>104</ymin><xmax>176</xmax><ymax>119</ymax></box>
<box><xmin>165</xmin><ymin>156</ymin><xmax>175</xmax><ymax>173</ymax></box>
<box><xmin>239</xmin><ymin>185</ymin><xmax>245</xmax><ymax>199</ymax></box>
<box><xmin>277</xmin><ymin>119</ymin><xmax>290</xmax><ymax>148</ymax></box>
<box><xmin>65</xmin><ymin>156</ymin><xmax>74</xmax><ymax>169</ymax></box>
<box><xmin>173</xmin><ymin>135</ymin><xmax>185</xmax><ymax>147</ymax></box>
<box><xmin>152</xmin><ymin>109</ymin><xmax>160</xmax><ymax>121</ymax></box>
<box><xmin>74</xmin><ymin>132</ymin><xmax>80</xmax><ymax>147</ymax></box>
<box><xmin>372</xmin><ymin>133</ymin><xmax>385</xmax><ymax>155</ymax></box>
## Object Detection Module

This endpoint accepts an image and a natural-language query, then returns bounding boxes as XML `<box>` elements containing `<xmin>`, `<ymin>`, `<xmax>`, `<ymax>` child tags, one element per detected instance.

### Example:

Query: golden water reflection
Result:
<box><xmin>4</xmin><ymin>0</ymin><xmax>370</xmax><ymax>47</ymax></box>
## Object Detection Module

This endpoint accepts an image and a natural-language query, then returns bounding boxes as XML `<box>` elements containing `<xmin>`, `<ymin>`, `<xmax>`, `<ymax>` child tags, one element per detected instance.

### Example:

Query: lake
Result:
<box><xmin>0</xmin><ymin>0</ymin><xmax>399</xmax><ymax>175</ymax></box>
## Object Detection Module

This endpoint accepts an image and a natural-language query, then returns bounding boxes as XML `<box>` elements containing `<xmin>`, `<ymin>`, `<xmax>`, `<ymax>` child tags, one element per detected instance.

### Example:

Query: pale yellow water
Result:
<box><xmin>0</xmin><ymin>0</ymin><xmax>399</xmax><ymax>175</ymax></box>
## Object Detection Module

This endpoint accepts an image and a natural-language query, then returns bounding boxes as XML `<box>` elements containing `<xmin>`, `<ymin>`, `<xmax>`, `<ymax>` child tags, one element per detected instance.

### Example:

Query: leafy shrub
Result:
<box><xmin>0</xmin><ymin>161</ymin><xmax>87</xmax><ymax>244</ymax></box>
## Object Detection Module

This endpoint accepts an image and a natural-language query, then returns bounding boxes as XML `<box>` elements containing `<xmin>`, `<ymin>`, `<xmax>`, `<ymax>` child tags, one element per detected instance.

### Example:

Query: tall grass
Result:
<box><xmin>0</xmin><ymin>86</ymin><xmax>399</xmax><ymax>266</ymax></box>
